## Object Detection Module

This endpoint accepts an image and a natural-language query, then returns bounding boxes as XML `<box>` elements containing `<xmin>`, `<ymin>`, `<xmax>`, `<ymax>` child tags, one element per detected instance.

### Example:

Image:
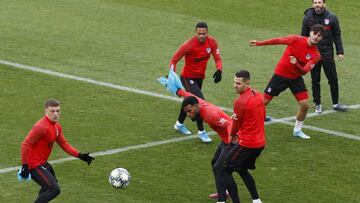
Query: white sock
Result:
<box><xmin>294</xmin><ymin>120</ymin><xmax>304</xmax><ymax>132</ymax></box>
<box><xmin>198</xmin><ymin>130</ymin><xmax>205</xmax><ymax>134</ymax></box>
<box><xmin>253</xmin><ymin>199</ymin><xmax>262</xmax><ymax>203</ymax></box>
<box><xmin>176</xmin><ymin>120</ymin><xmax>183</xmax><ymax>126</ymax></box>
<box><xmin>333</xmin><ymin>104</ymin><xmax>338</xmax><ymax>107</ymax></box>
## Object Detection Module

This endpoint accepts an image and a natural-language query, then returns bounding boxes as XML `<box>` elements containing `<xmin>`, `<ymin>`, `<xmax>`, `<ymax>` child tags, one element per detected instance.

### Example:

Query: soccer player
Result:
<box><xmin>19</xmin><ymin>99</ymin><xmax>95</xmax><ymax>203</ymax></box>
<box><xmin>169</xmin><ymin>21</ymin><xmax>223</xmax><ymax>143</ymax></box>
<box><xmin>249</xmin><ymin>24</ymin><xmax>325</xmax><ymax>139</ymax></box>
<box><xmin>302</xmin><ymin>0</ymin><xmax>348</xmax><ymax>113</ymax></box>
<box><xmin>158</xmin><ymin>70</ymin><xmax>264</xmax><ymax>203</ymax></box>
<box><xmin>213</xmin><ymin>70</ymin><xmax>265</xmax><ymax>203</ymax></box>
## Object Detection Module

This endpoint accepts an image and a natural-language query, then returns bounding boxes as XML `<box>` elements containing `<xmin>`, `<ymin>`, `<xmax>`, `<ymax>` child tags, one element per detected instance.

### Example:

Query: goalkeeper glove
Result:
<box><xmin>17</xmin><ymin>164</ymin><xmax>31</xmax><ymax>182</ymax></box>
<box><xmin>213</xmin><ymin>70</ymin><xmax>222</xmax><ymax>83</ymax></box>
<box><xmin>78</xmin><ymin>153</ymin><xmax>95</xmax><ymax>166</ymax></box>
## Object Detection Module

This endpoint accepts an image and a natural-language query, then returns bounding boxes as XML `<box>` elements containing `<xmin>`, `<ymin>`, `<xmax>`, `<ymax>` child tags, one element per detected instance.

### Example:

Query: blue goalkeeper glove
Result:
<box><xmin>17</xmin><ymin>164</ymin><xmax>31</xmax><ymax>182</ymax></box>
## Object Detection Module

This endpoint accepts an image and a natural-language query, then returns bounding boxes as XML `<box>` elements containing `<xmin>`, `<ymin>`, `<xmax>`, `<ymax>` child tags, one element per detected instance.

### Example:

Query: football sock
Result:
<box><xmin>253</xmin><ymin>199</ymin><xmax>262</xmax><ymax>203</ymax></box>
<box><xmin>294</xmin><ymin>120</ymin><xmax>304</xmax><ymax>132</ymax></box>
<box><xmin>198</xmin><ymin>130</ymin><xmax>205</xmax><ymax>134</ymax></box>
<box><xmin>176</xmin><ymin>120</ymin><xmax>183</xmax><ymax>126</ymax></box>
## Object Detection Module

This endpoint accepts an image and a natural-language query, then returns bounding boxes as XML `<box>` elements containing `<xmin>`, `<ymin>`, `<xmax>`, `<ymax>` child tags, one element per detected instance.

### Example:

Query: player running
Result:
<box><xmin>158</xmin><ymin>70</ymin><xmax>264</xmax><ymax>203</ymax></box>
<box><xmin>169</xmin><ymin>21</ymin><xmax>223</xmax><ymax>143</ymax></box>
<box><xmin>249</xmin><ymin>24</ymin><xmax>325</xmax><ymax>139</ymax></box>
<box><xmin>18</xmin><ymin>99</ymin><xmax>95</xmax><ymax>203</ymax></box>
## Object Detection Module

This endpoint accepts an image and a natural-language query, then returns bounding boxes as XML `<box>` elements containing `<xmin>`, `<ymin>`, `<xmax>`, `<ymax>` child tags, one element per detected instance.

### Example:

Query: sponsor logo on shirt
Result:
<box><xmin>324</xmin><ymin>19</ymin><xmax>329</xmax><ymax>25</ymax></box>
<box><xmin>306</xmin><ymin>54</ymin><xmax>311</xmax><ymax>60</ymax></box>
<box><xmin>231</xmin><ymin>113</ymin><xmax>238</xmax><ymax>120</ymax></box>
<box><xmin>206</xmin><ymin>47</ymin><xmax>211</xmax><ymax>53</ymax></box>
<box><xmin>267</xmin><ymin>87</ymin><xmax>272</xmax><ymax>93</ymax></box>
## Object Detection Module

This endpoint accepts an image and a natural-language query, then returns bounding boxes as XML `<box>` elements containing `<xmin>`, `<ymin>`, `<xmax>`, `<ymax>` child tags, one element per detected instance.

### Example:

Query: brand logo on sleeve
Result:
<box><xmin>306</xmin><ymin>54</ymin><xmax>311</xmax><ymax>60</ymax></box>
<box><xmin>219</xmin><ymin>118</ymin><xmax>228</xmax><ymax>126</ymax></box>
<box><xmin>324</xmin><ymin>19</ymin><xmax>329</xmax><ymax>25</ymax></box>
<box><xmin>231</xmin><ymin>113</ymin><xmax>238</xmax><ymax>120</ymax></box>
<box><xmin>216</xmin><ymin>48</ymin><xmax>220</xmax><ymax>55</ymax></box>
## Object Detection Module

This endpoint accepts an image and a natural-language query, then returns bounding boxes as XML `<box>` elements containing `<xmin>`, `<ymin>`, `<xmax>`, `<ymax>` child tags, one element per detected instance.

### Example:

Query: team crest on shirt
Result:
<box><xmin>267</xmin><ymin>87</ymin><xmax>272</xmax><ymax>93</ymax></box>
<box><xmin>206</xmin><ymin>47</ymin><xmax>211</xmax><ymax>54</ymax></box>
<box><xmin>324</xmin><ymin>19</ymin><xmax>329</xmax><ymax>25</ymax></box>
<box><xmin>306</xmin><ymin>54</ymin><xmax>311</xmax><ymax>60</ymax></box>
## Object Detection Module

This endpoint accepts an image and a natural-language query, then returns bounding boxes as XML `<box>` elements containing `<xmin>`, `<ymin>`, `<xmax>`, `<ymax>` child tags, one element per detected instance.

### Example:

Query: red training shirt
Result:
<box><xmin>231</xmin><ymin>88</ymin><xmax>266</xmax><ymax>148</ymax></box>
<box><xmin>178</xmin><ymin>89</ymin><xmax>232</xmax><ymax>144</ymax></box>
<box><xmin>255</xmin><ymin>35</ymin><xmax>321</xmax><ymax>79</ymax></box>
<box><xmin>21</xmin><ymin>116</ymin><xmax>79</xmax><ymax>169</ymax></box>
<box><xmin>170</xmin><ymin>36</ymin><xmax>222</xmax><ymax>79</ymax></box>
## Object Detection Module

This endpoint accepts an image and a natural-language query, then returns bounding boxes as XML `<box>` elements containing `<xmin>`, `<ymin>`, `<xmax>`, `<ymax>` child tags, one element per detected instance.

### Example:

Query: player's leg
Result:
<box><xmin>310</xmin><ymin>62</ymin><xmax>322</xmax><ymax>113</ymax></box>
<box><xmin>173</xmin><ymin>77</ymin><xmax>193</xmax><ymax>135</ymax></box>
<box><xmin>263</xmin><ymin>74</ymin><xmax>289</xmax><ymax>121</ymax></box>
<box><xmin>189</xmin><ymin>78</ymin><xmax>212</xmax><ymax>142</ymax></box>
<box><xmin>323</xmin><ymin>59</ymin><xmax>348</xmax><ymax>111</ymax></box>
<box><xmin>30</xmin><ymin>164</ymin><xmax>61</xmax><ymax>203</ymax></box>
<box><xmin>290</xmin><ymin>77</ymin><xmax>310</xmax><ymax>139</ymax></box>
<box><xmin>230</xmin><ymin>146</ymin><xmax>264</xmax><ymax>203</ymax></box>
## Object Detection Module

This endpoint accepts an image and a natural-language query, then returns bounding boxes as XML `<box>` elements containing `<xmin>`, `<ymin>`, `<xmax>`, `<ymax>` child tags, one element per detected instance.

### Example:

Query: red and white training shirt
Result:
<box><xmin>255</xmin><ymin>35</ymin><xmax>321</xmax><ymax>79</ymax></box>
<box><xmin>170</xmin><ymin>36</ymin><xmax>222</xmax><ymax>79</ymax></box>
<box><xmin>178</xmin><ymin>89</ymin><xmax>232</xmax><ymax>144</ymax></box>
<box><xmin>21</xmin><ymin>116</ymin><xmax>79</xmax><ymax>169</ymax></box>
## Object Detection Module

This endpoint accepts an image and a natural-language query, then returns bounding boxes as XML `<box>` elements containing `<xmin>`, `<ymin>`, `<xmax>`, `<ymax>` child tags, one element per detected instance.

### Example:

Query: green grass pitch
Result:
<box><xmin>0</xmin><ymin>0</ymin><xmax>359</xmax><ymax>202</ymax></box>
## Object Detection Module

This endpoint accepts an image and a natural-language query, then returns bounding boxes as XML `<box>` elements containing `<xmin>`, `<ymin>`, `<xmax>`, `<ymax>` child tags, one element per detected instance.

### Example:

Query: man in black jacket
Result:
<box><xmin>301</xmin><ymin>0</ymin><xmax>348</xmax><ymax>113</ymax></box>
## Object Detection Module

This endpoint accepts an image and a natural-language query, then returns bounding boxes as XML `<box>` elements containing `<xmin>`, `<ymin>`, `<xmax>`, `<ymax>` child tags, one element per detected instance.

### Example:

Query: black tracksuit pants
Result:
<box><xmin>311</xmin><ymin>58</ymin><xmax>339</xmax><ymax>105</ymax></box>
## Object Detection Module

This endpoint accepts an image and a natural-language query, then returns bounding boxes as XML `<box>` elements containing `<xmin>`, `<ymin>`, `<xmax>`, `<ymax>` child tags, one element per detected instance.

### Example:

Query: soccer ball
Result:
<box><xmin>108</xmin><ymin>168</ymin><xmax>131</xmax><ymax>189</ymax></box>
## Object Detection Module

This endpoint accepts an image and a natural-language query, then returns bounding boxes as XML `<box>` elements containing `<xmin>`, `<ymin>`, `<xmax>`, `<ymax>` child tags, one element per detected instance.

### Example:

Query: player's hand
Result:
<box><xmin>213</xmin><ymin>70</ymin><xmax>222</xmax><ymax>83</ymax></box>
<box><xmin>249</xmin><ymin>40</ymin><xmax>258</xmax><ymax>46</ymax></box>
<box><xmin>19</xmin><ymin>164</ymin><xmax>30</xmax><ymax>179</ymax></box>
<box><xmin>338</xmin><ymin>54</ymin><xmax>345</xmax><ymax>62</ymax></box>
<box><xmin>289</xmin><ymin>56</ymin><xmax>297</xmax><ymax>64</ymax></box>
<box><xmin>78</xmin><ymin>153</ymin><xmax>95</xmax><ymax>166</ymax></box>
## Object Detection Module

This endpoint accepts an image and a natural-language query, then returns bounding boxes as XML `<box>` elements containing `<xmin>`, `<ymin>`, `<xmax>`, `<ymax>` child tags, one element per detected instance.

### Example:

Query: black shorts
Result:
<box><xmin>180</xmin><ymin>77</ymin><xmax>204</xmax><ymax>99</ymax></box>
<box><xmin>225</xmin><ymin>145</ymin><xmax>264</xmax><ymax>171</ymax></box>
<box><xmin>264</xmin><ymin>74</ymin><xmax>307</xmax><ymax>97</ymax></box>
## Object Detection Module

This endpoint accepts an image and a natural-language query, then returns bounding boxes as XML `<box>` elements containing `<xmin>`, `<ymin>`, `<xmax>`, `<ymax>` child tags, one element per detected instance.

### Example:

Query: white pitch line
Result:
<box><xmin>273</xmin><ymin>120</ymin><xmax>360</xmax><ymax>141</ymax></box>
<box><xmin>0</xmin><ymin>133</ymin><xmax>215</xmax><ymax>174</ymax></box>
<box><xmin>1</xmin><ymin>59</ymin><xmax>359</xmax><ymax>175</ymax></box>
<box><xmin>0</xmin><ymin>59</ymin><xmax>233</xmax><ymax>112</ymax></box>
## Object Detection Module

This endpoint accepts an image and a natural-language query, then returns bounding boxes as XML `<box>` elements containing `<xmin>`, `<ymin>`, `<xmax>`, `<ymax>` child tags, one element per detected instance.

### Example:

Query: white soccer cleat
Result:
<box><xmin>174</xmin><ymin>123</ymin><xmax>192</xmax><ymax>135</ymax></box>
<box><xmin>315</xmin><ymin>105</ymin><xmax>322</xmax><ymax>114</ymax></box>
<box><xmin>293</xmin><ymin>130</ymin><xmax>311</xmax><ymax>139</ymax></box>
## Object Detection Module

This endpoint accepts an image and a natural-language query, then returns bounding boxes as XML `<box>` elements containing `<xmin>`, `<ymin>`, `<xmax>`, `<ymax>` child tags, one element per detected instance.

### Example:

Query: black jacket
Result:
<box><xmin>301</xmin><ymin>8</ymin><xmax>344</xmax><ymax>58</ymax></box>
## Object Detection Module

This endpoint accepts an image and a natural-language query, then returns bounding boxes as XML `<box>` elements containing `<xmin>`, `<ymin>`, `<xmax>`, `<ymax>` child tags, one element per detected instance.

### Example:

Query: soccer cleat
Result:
<box><xmin>315</xmin><ymin>104</ymin><xmax>322</xmax><ymax>114</ymax></box>
<box><xmin>264</xmin><ymin>115</ymin><xmax>272</xmax><ymax>122</ymax></box>
<box><xmin>198</xmin><ymin>131</ymin><xmax>212</xmax><ymax>143</ymax></box>
<box><xmin>333</xmin><ymin>104</ymin><xmax>349</xmax><ymax>112</ymax></box>
<box><xmin>293</xmin><ymin>130</ymin><xmax>311</xmax><ymax>139</ymax></box>
<box><xmin>174</xmin><ymin>123</ymin><xmax>191</xmax><ymax>135</ymax></box>
<box><xmin>208</xmin><ymin>192</ymin><xmax>231</xmax><ymax>199</ymax></box>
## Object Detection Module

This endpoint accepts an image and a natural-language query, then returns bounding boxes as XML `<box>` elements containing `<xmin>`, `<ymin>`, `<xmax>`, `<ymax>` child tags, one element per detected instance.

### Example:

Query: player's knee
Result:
<box><xmin>50</xmin><ymin>185</ymin><xmax>61</xmax><ymax>198</ymax></box>
<box><xmin>299</xmin><ymin>102</ymin><xmax>309</xmax><ymax>111</ymax></box>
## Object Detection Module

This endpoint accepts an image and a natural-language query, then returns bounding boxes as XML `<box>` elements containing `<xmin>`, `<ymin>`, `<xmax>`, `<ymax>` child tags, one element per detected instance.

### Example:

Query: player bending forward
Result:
<box><xmin>158</xmin><ymin>70</ymin><xmax>264</xmax><ymax>203</ymax></box>
<box><xmin>19</xmin><ymin>99</ymin><xmax>95</xmax><ymax>203</ymax></box>
<box><xmin>250</xmin><ymin>24</ymin><xmax>325</xmax><ymax>139</ymax></box>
